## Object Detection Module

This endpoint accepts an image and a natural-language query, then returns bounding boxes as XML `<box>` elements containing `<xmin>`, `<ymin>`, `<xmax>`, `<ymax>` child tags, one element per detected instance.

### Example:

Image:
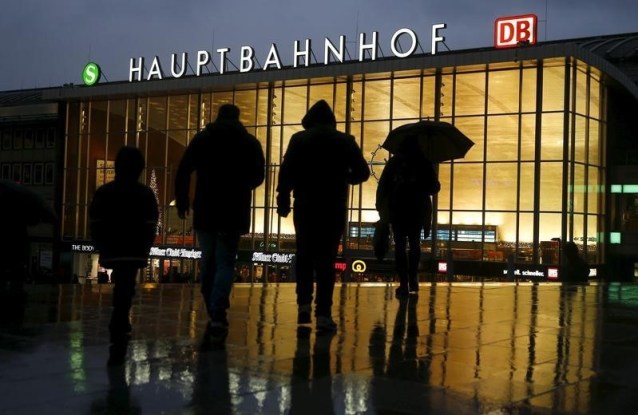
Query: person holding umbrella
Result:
<box><xmin>376</xmin><ymin>135</ymin><xmax>440</xmax><ymax>296</ymax></box>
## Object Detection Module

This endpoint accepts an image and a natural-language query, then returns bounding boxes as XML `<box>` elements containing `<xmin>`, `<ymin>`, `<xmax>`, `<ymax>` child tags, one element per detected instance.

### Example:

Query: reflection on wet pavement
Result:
<box><xmin>1</xmin><ymin>282</ymin><xmax>638</xmax><ymax>414</ymax></box>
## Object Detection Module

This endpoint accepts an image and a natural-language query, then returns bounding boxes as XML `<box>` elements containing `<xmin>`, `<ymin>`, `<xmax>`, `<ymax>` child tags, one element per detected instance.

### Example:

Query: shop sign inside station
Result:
<box><xmin>128</xmin><ymin>25</ymin><xmax>448</xmax><ymax>82</ymax></box>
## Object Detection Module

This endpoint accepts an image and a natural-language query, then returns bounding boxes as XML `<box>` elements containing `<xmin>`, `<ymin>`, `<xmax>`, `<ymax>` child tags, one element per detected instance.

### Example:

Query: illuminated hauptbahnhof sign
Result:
<box><xmin>128</xmin><ymin>25</ymin><xmax>447</xmax><ymax>82</ymax></box>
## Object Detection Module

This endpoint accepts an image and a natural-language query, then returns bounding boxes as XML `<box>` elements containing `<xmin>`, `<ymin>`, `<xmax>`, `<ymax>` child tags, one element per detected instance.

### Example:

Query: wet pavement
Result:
<box><xmin>1</xmin><ymin>282</ymin><xmax>638</xmax><ymax>414</ymax></box>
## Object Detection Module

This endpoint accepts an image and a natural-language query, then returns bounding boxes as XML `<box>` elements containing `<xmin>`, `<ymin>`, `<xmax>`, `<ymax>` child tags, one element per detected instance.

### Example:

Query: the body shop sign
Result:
<box><xmin>128</xmin><ymin>25</ymin><xmax>447</xmax><ymax>82</ymax></box>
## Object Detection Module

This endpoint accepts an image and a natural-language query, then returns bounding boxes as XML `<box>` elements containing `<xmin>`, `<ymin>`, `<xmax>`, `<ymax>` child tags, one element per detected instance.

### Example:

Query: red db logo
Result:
<box><xmin>494</xmin><ymin>14</ymin><xmax>537</xmax><ymax>49</ymax></box>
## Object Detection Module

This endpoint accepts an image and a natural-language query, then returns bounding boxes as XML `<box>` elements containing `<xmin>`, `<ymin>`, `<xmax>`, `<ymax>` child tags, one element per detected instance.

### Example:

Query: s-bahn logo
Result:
<box><xmin>82</xmin><ymin>62</ymin><xmax>101</xmax><ymax>86</ymax></box>
<box><xmin>494</xmin><ymin>14</ymin><xmax>537</xmax><ymax>49</ymax></box>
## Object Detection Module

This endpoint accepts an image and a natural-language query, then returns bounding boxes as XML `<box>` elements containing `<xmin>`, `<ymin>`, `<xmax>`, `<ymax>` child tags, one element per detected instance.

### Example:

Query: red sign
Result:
<box><xmin>494</xmin><ymin>14</ymin><xmax>537</xmax><ymax>49</ymax></box>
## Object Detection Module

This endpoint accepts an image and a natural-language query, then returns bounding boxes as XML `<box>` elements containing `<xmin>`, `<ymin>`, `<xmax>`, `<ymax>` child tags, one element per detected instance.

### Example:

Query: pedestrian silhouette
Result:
<box><xmin>89</xmin><ymin>146</ymin><xmax>159</xmax><ymax>342</ymax></box>
<box><xmin>376</xmin><ymin>135</ymin><xmax>440</xmax><ymax>297</ymax></box>
<box><xmin>175</xmin><ymin>103</ymin><xmax>265</xmax><ymax>335</ymax></box>
<box><xmin>277</xmin><ymin>99</ymin><xmax>370</xmax><ymax>331</ymax></box>
<box><xmin>561</xmin><ymin>241</ymin><xmax>589</xmax><ymax>283</ymax></box>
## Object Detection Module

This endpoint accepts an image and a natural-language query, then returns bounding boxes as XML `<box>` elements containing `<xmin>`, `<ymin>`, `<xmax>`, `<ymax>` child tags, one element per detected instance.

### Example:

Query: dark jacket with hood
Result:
<box><xmin>175</xmin><ymin>106</ymin><xmax>265</xmax><ymax>234</ymax></box>
<box><xmin>277</xmin><ymin>100</ymin><xmax>370</xmax><ymax>217</ymax></box>
<box><xmin>89</xmin><ymin>146</ymin><xmax>159</xmax><ymax>268</ymax></box>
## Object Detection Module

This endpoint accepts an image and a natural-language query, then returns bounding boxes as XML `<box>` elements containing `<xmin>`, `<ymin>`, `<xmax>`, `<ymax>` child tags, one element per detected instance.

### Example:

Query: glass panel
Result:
<box><xmin>148</xmin><ymin>96</ymin><xmax>167</xmax><ymax>132</ymax></box>
<box><xmin>488</xmin><ymin>70</ymin><xmax>519</xmax><ymax>115</ymax></box>
<box><xmin>539</xmin><ymin>213</ymin><xmax>562</xmax><ymax>241</ymax></box>
<box><xmin>589</xmin><ymin>119</ymin><xmax>600</xmax><ymax>165</ymax></box>
<box><xmin>188</xmin><ymin>94</ymin><xmax>199</xmax><ymax>131</ymax></box>
<box><xmin>521</xmin><ymin>67</ymin><xmax>537</xmax><ymax>113</ymax></box>
<box><xmin>455</xmin><ymin>72</ymin><xmax>485</xmax><ymax>116</ymax></box>
<box><xmin>452</xmin><ymin>163</ymin><xmax>483</xmax><ymax>210</ymax></box>
<box><xmin>168</xmin><ymin>95</ymin><xmax>189</xmax><ymax>131</ymax></box>
<box><xmin>364</xmin><ymin>79</ymin><xmax>391</xmax><ymax>120</ymax></box>
<box><xmin>574</xmin><ymin>115</ymin><xmax>586</xmax><ymax>163</ymax></box>
<box><xmin>575</xmin><ymin>63</ymin><xmax>588</xmax><ymax>116</ymax></box>
<box><xmin>542</xmin><ymin>59</ymin><xmax>566</xmax><ymax>112</ymax></box>
<box><xmin>519</xmin><ymin>162</ymin><xmax>535</xmax><ymax>211</ymax></box>
<box><xmin>450</xmin><ymin>211</ymin><xmax>482</xmax><ymax>227</ymax></box>
<box><xmin>234</xmin><ymin>89</ymin><xmax>257</xmax><ymax>126</ymax></box>
<box><xmin>486</xmin><ymin>115</ymin><xmax>518</xmax><ymax>161</ymax></box>
<box><xmin>422</xmin><ymin>76</ymin><xmax>436</xmax><ymax>119</ymax></box>
<box><xmin>350</xmin><ymin>81</ymin><xmax>362</xmax><ymax>122</ymax></box>
<box><xmin>540</xmin><ymin>113</ymin><xmax>565</xmax><ymax>160</ymax></box>
<box><xmin>333</xmin><ymin>82</ymin><xmax>348</xmax><ymax>122</ymax></box>
<box><xmin>587</xmin><ymin>214</ymin><xmax>600</xmax><ymax>248</ymax></box>
<box><xmin>283</xmin><ymin>85</ymin><xmax>307</xmax><ymax>125</ymax></box>
<box><xmin>485</xmin><ymin>163</ymin><xmax>517</xmax><ymax>211</ymax></box>
<box><xmin>588</xmin><ymin>167</ymin><xmax>600</xmax><ymax>215</ymax></box>
<box><xmin>454</xmin><ymin>116</ymin><xmax>484</xmax><ymax>162</ymax></box>
<box><xmin>90</xmin><ymin>101</ymin><xmax>108</xmax><ymax>194</ymax></box>
<box><xmin>256</xmin><ymin>88</ymin><xmax>269</xmax><ymax>126</ymax></box>
<box><xmin>271</xmin><ymin>87</ymin><xmax>282</xmax><ymax>126</ymax></box>
<box><xmin>572</xmin><ymin>213</ymin><xmax>585</xmax><ymax>244</ymax></box>
<box><xmin>539</xmin><ymin>162</ymin><xmax>563</xmax><ymax>211</ymax></box>
<box><xmin>437</xmin><ymin>163</ymin><xmax>451</xmax><ymax>210</ymax></box>
<box><xmin>485</xmin><ymin>211</ymin><xmax>516</xmax><ymax>242</ymax></box>
<box><xmin>520</xmin><ymin>114</ymin><xmax>536</xmax><ymax>161</ymax></box>
<box><xmin>108</xmin><ymin>100</ymin><xmax>127</xmax><ymax>133</ymax></box>
<box><xmin>519</xmin><ymin>212</ymin><xmax>534</xmax><ymax>243</ymax></box>
<box><xmin>440</xmin><ymin>75</ymin><xmax>453</xmax><ymax>118</ymax></box>
<box><xmin>392</xmin><ymin>77</ymin><xmax>421</xmax><ymax>119</ymax></box>
<box><xmin>211</xmin><ymin>91</ymin><xmax>233</xmax><ymax>118</ymax></box>
<box><xmin>590</xmin><ymin>75</ymin><xmax>601</xmax><ymax>120</ymax></box>
<box><xmin>309</xmin><ymin>83</ymin><xmax>334</xmax><ymax>111</ymax></box>
<box><xmin>573</xmin><ymin>164</ymin><xmax>586</xmax><ymax>214</ymax></box>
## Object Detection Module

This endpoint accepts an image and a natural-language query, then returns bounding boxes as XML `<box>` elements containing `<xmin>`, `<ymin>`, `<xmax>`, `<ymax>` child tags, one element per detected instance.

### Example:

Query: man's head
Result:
<box><xmin>216</xmin><ymin>104</ymin><xmax>240</xmax><ymax>121</ymax></box>
<box><xmin>114</xmin><ymin>146</ymin><xmax>145</xmax><ymax>181</ymax></box>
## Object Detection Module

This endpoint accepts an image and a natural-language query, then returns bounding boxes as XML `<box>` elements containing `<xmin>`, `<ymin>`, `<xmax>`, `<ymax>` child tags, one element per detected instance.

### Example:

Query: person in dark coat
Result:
<box><xmin>376</xmin><ymin>136</ymin><xmax>440</xmax><ymax>297</ymax></box>
<box><xmin>175</xmin><ymin>104</ymin><xmax>265</xmax><ymax>334</ymax></box>
<box><xmin>89</xmin><ymin>146</ymin><xmax>159</xmax><ymax>339</ymax></box>
<box><xmin>561</xmin><ymin>241</ymin><xmax>589</xmax><ymax>283</ymax></box>
<box><xmin>277</xmin><ymin>100</ymin><xmax>370</xmax><ymax>331</ymax></box>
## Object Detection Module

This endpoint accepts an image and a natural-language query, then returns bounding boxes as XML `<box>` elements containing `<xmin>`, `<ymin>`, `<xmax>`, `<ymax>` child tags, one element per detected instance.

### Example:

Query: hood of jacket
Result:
<box><xmin>301</xmin><ymin>100</ymin><xmax>337</xmax><ymax>130</ymax></box>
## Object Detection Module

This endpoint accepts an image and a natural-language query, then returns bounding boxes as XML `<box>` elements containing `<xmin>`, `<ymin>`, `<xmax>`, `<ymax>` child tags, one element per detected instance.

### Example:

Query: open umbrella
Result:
<box><xmin>0</xmin><ymin>179</ymin><xmax>57</xmax><ymax>226</ymax></box>
<box><xmin>382</xmin><ymin>120</ymin><xmax>474</xmax><ymax>163</ymax></box>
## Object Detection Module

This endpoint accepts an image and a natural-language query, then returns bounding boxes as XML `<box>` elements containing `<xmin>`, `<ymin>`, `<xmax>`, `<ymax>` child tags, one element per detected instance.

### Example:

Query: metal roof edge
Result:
<box><xmin>41</xmin><ymin>42</ymin><xmax>638</xmax><ymax>102</ymax></box>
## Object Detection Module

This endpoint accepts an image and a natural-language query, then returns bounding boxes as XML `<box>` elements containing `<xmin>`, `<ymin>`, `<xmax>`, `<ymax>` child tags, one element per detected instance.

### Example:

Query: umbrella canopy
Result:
<box><xmin>0</xmin><ymin>179</ymin><xmax>57</xmax><ymax>226</ymax></box>
<box><xmin>382</xmin><ymin>120</ymin><xmax>474</xmax><ymax>163</ymax></box>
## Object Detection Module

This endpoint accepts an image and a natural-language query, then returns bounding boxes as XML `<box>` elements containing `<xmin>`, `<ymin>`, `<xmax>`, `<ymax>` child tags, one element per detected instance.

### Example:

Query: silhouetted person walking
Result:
<box><xmin>561</xmin><ymin>241</ymin><xmax>589</xmax><ymax>283</ymax></box>
<box><xmin>89</xmin><ymin>146</ymin><xmax>159</xmax><ymax>340</ymax></box>
<box><xmin>277</xmin><ymin>100</ymin><xmax>370</xmax><ymax>331</ymax></box>
<box><xmin>376</xmin><ymin>136</ymin><xmax>440</xmax><ymax>297</ymax></box>
<box><xmin>175</xmin><ymin>104</ymin><xmax>265</xmax><ymax>334</ymax></box>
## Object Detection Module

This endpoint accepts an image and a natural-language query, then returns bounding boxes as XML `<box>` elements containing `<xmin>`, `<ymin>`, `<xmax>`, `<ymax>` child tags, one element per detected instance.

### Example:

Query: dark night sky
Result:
<box><xmin>1</xmin><ymin>0</ymin><xmax>636</xmax><ymax>91</ymax></box>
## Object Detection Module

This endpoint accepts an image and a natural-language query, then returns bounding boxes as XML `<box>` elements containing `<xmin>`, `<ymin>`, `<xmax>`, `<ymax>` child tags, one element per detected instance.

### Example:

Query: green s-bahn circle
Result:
<box><xmin>82</xmin><ymin>62</ymin><xmax>101</xmax><ymax>86</ymax></box>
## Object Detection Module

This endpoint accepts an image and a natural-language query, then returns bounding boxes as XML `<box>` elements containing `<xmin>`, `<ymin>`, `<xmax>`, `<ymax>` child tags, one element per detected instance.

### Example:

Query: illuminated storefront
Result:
<box><xmin>46</xmin><ymin>31</ymin><xmax>638</xmax><ymax>282</ymax></box>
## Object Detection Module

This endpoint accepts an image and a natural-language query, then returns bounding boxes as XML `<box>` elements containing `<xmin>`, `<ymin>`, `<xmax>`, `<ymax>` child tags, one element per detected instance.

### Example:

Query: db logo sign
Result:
<box><xmin>494</xmin><ymin>14</ymin><xmax>537</xmax><ymax>49</ymax></box>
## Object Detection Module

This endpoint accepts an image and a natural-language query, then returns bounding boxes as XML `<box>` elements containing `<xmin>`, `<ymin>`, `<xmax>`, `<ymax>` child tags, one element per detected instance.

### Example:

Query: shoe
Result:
<box><xmin>395</xmin><ymin>286</ymin><xmax>409</xmax><ymax>297</ymax></box>
<box><xmin>316</xmin><ymin>315</ymin><xmax>337</xmax><ymax>332</ymax></box>
<box><xmin>298</xmin><ymin>304</ymin><xmax>311</xmax><ymax>324</ymax></box>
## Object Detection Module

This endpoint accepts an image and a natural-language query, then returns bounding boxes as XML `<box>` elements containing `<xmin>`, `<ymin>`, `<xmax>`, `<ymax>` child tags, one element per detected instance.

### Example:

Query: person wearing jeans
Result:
<box><xmin>175</xmin><ymin>104</ymin><xmax>265</xmax><ymax>334</ymax></box>
<box><xmin>196</xmin><ymin>230</ymin><xmax>241</xmax><ymax>320</ymax></box>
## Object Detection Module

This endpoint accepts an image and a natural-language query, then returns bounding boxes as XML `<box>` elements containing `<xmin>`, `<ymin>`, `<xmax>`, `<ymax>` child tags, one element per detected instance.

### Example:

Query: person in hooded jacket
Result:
<box><xmin>376</xmin><ymin>136</ymin><xmax>440</xmax><ymax>297</ymax></box>
<box><xmin>175</xmin><ymin>104</ymin><xmax>265</xmax><ymax>334</ymax></box>
<box><xmin>277</xmin><ymin>100</ymin><xmax>370</xmax><ymax>331</ymax></box>
<box><xmin>89</xmin><ymin>146</ymin><xmax>159</xmax><ymax>340</ymax></box>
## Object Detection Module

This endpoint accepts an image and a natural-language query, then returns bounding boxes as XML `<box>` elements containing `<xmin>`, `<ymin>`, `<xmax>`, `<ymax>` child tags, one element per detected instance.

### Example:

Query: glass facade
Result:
<box><xmin>63</xmin><ymin>57</ymin><xmax>606</xmax><ymax>280</ymax></box>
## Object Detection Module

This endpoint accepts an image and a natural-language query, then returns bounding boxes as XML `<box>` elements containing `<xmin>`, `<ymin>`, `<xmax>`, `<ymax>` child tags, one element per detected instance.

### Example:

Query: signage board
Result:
<box><xmin>494</xmin><ymin>14</ymin><xmax>537</xmax><ymax>48</ymax></box>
